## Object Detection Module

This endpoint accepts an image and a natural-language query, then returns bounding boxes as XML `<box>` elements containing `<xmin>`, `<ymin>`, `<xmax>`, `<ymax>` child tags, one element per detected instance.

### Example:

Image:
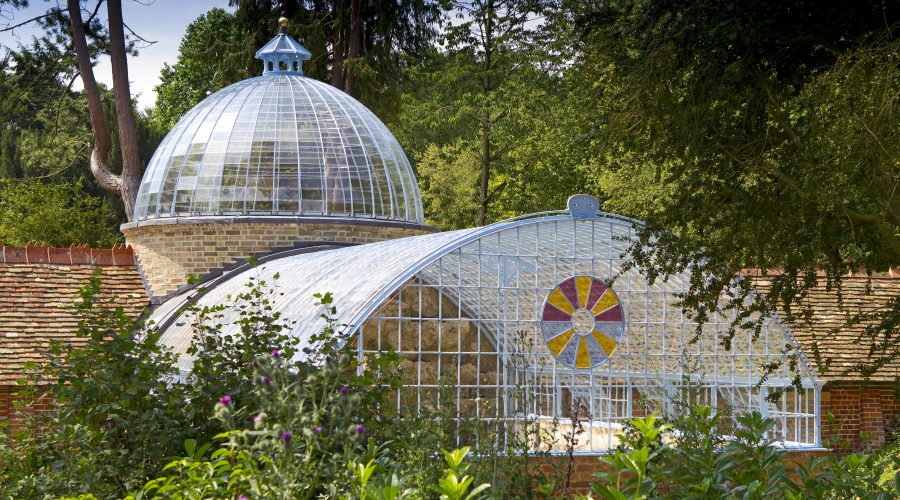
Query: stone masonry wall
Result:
<box><xmin>123</xmin><ymin>219</ymin><xmax>433</xmax><ymax>302</ymax></box>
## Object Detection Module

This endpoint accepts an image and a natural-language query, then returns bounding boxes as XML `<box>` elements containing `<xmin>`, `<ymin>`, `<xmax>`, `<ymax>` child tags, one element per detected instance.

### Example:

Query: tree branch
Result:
<box><xmin>86</xmin><ymin>0</ymin><xmax>105</xmax><ymax>25</ymax></box>
<box><xmin>753</xmin><ymin>70</ymin><xmax>803</xmax><ymax>148</ymax></box>
<box><xmin>49</xmin><ymin>71</ymin><xmax>81</xmax><ymax>146</ymax></box>
<box><xmin>0</xmin><ymin>9</ymin><xmax>63</xmax><ymax>33</ymax></box>
<box><xmin>123</xmin><ymin>22</ymin><xmax>156</xmax><ymax>46</ymax></box>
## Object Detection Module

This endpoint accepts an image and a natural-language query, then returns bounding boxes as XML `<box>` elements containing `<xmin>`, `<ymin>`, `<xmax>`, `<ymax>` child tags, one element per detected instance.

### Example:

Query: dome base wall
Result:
<box><xmin>122</xmin><ymin>217</ymin><xmax>434</xmax><ymax>303</ymax></box>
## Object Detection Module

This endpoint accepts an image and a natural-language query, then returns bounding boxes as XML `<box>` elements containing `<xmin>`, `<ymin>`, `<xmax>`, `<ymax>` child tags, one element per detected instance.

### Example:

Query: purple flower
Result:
<box><xmin>219</xmin><ymin>395</ymin><xmax>232</xmax><ymax>405</ymax></box>
<box><xmin>325</xmin><ymin>355</ymin><xmax>332</xmax><ymax>362</ymax></box>
<box><xmin>252</xmin><ymin>415</ymin><xmax>261</xmax><ymax>423</ymax></box>
<box><xmin>356</xmin><ymin>424</ymin><xmax>365</xmax><ymax>434</ymax></box>
<box><xmin>339</xmin><ymin>385</ymin><xmax>349</xmax><ymax>395</ymax></box>
<box><xmin>281</xmin><ymin>432</ymin><xmax>293</xmax><ymax>442</ymax></box>
<box><xmin>262</xmin><ymin>376</ymin><xmax>271</xmax><ymax>385</ymax></box>
<box><xmin>238</xmin><ymin>496</ymin><xmax>249</xmax><ymax>500</ymax></box>
<box><xmin>271</xmin><ymin>350</ymin><xmax>280</xmax><ymax>358</ymax></box>
<box><xmin>314</xmin><ymin>425</ymin><xmax>322</xmax><ymax>433</ymax></box>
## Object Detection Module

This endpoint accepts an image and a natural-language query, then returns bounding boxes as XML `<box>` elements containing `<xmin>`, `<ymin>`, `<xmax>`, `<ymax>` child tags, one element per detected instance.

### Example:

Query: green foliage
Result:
<box><xmin>349</xmin><ymin>443</ymin><xmax>419</xmax><ymax>500</ymax></box>
<box><xmin>0</xmin><ymin>38</ymin><xmax>160</xmax><ymax>231</ymax></box>
<box><xmin>589</xmin><ymin>417</ymin><xmax>666</xmax><ymax>500</ymax></box>
<box><xmin>0</xmin><ymin>179</ymin><xmax>122</xmax><ymax>246</ymax></box>
<box><xmin>582</xmin><ymin>408</ymin><xmax>900</xmax><ymax>500</ymax></box>
<box><xmin>0</xmin><ymin>270</ymin><xmax>185</xmax><ymax>497</ymax></box>
<box><xmin>430</xmin><ymin>447</ymin><xmax>491</xmax><ymax>500</ymax></box>
<box><xmin>398</xmin><ymin>0</ymin><xmax>585</xmax><ymax>229</ymax></box>
<box><xmin>148</xmin><ymin>8</ymin><xmax>243</xmax><ymax>135</ymax></box>
<box><xmin>563</xmin><ymin>0</ymin><xmax>900</xmax><ymax>378</ymax></box>
<box><xmin>0</xmin><ymin>267</ymin><xmax>386</xmax><ymax>497</ymax></box>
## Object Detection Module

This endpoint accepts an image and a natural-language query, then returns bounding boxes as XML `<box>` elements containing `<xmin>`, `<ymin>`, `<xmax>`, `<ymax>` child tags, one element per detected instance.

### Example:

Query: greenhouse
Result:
<box><xmin>151</xmin><ymin>194</ymin><xmax>821</xmax><ymax>454</ymax></box>
<box><xmin>133</xmin><ymin>24</ymin><xmax>823</xmax><ymax>456</ymax></box>
<box><xmin>132</xmin><ymin>29</ymin><xmax>422</xmax><ymax>224</ymax></box>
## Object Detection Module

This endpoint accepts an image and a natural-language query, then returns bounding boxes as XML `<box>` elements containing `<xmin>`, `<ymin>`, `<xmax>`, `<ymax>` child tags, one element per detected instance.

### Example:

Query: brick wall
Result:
<box><xmin>533</xmin><ymin>449</ymin><xmax>831</xmax><ymax>495</ymax></box>
<box><xmin>123</xmin><ymin>218</ymin><xmax>434</xmax><ymax>302</ymax></box>
<box><xmin>821</xmin><ymin>382</ymin><xmax>900</xmax><ymax>453</ymax></box>
<box><xmin>0</xmin><ymin>386</ymin><xmax>52</xmax><ymax>435</ymax></box>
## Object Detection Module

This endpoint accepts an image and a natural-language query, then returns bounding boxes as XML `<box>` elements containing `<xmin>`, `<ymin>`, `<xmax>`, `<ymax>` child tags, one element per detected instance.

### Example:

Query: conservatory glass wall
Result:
<box><xmin>153</xmin><ymin>205</ymin><xmax>821</xmax><ymax>455</ymax></box>
<box><xmin>354</xmin><ymin>214</ymin><xmax>820</xmax><ymax>454</ymax></box>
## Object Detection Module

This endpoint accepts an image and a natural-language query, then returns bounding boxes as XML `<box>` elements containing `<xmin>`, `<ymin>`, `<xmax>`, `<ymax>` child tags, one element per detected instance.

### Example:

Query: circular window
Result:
<box><xmin>540</xmin><ymin>276</ymin><xmax>625</xmax><ymax>368</ymax></box>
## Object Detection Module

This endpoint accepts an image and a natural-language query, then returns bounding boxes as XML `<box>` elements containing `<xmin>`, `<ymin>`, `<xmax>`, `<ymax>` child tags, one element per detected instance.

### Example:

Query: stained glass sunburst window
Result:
<box><xmin>540</xmin><ymin>276</ymin><xmax>625</xmax><ymax>368</ymax></box>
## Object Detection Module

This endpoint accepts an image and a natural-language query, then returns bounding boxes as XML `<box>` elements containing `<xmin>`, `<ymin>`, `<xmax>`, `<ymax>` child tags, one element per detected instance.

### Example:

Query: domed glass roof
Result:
<box><xmin>134</xmin><ymin>32</ymin><xmax>423</xmax><ymax>224</ymax></box>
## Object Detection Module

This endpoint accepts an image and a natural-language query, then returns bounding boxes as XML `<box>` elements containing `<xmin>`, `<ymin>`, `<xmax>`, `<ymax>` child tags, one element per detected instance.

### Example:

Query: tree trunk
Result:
<box><xmin>479</xmin><ymin>121</ymin><xmax>490</xmax><ymax>226</ymax></box>
<box><xmin>67</xmin><ymin>0</ymin><xmax>119</xmax><ymax>195</ymax></box>
<box><xmin>330</xmin><ymin>0</ymin><xmax>345</xmax><ymax>90</ymax></box>
<box><xmin>477</xmin><ymin>1</ymin><xmax>494</xmax><ymax>226</ymax></box>
<box><xmin>344</xmin><ymin>0</ymin><xmax>362</xmax><ymax>96</ymax></box>
<box><xmin>67</xmin><ymin>0</ymin><xmax>142</xmax><ymax>221</ymax></box>
<box><xmin>106</xmin><ymin>0</ymin><xmax>142</xmax><ymax>220</ymax></box>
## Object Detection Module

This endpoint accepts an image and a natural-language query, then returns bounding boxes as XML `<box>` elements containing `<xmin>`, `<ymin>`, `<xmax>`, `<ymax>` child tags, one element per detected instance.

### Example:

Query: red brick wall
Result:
<box><xmin>0</xmin><ymin>385</ymin><xmax>51</xmax><ymax>435</ymax></box>
<box><xmin>821</xmin><ymin>382</ymin><xmax>900</xmax><ymax>453</ymax></box>
<box><xmin>533</xmin><ymin>449</ymin><xmax>832</xmax><ymax>495</ymax></box>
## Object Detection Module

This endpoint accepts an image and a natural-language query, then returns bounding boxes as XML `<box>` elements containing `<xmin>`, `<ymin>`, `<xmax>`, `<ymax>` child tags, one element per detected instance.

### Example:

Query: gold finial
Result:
<box><xmin>278</xmin><ymin>17</ymin><xmax>289</xmax><ymax>28</ymax></box>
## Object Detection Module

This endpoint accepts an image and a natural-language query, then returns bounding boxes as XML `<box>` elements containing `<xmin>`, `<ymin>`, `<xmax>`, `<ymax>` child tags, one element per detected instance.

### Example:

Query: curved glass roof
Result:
<box><xmin>134</xmin><ymin>33</ymin><xmax>423</xmax><ymax>223</ymax></box>
<box><xmin>152</xmin><ymin>211</ymin><xmax>818</xmax><ymax>389</ymax></box>
<box><xmin>152</xmin><ymin>206</ymin><xmax>822</xmax><ymax>450</ymax></box>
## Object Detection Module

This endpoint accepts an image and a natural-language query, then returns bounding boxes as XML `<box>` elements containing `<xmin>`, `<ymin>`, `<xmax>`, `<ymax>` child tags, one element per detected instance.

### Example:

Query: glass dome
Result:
<box><xmin>134</xmin><ymin>37</ymin><xmax>423</xmax><ymax>224</ymax></box>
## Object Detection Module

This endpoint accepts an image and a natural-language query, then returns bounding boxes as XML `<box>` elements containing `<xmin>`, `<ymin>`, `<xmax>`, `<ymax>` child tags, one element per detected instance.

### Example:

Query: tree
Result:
<box><xmin>148</xmin><ymin>8</ymin><xmax>242</xmax><ymax>135</ymax></box>
<box><xmin>398</xmin><ymin>0</ymin><xmax>587</xmax><ymax>229</ymax></box>
<box><xmin>66</xmin><ymin>0</ymin><xmax>143</xmax><ymax>221</ymax></box>
<box><xmin>151</xmin><ymin>1</ymin><xmax>442</xmax><ymax>137</ymax></box>
<box><xmin>446</xmin><ymin>0</ymin><xmax>547</xmax><ymax>226</ymax></box>
<box><xmin>0</xmin><ymin>179</ymin><xmax>122</xmax><ymax>247</ymax></box>
<box><xmin>565</xmin><ymin>0</ymin><xmax>900</xmax><ymax>380</ymax></box>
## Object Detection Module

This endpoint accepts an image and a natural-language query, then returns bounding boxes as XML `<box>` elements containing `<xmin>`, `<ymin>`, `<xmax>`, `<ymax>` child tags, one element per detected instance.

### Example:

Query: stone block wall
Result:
<box><xmin>361</xmin><ymin>283</ymin><xmax>501</xmax><ymax>417</ymax></box>
<box><xmin>122</xmin><ymin>217</ymin><xmax>434</xmax><ymax>303</ymax></box>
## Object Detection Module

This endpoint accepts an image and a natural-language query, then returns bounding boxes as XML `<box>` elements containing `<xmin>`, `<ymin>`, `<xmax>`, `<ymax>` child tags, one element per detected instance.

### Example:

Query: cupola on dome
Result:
<box><xmin>133</xmin><ymin>26</ymin><xmax>423</xmax><ymax>224</ymax></box>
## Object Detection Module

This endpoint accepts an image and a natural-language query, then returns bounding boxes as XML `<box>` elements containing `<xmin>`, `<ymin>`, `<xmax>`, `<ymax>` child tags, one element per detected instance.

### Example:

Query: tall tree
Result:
<box><xmin>398</xmin><ymin>0</ymin><xmax>577</xmax><ymax>228</ymax></box>
<box><xmin>66</xmin><ymin>0</ymin><xmax>143</xmax><ymax>221</ymax></box>
<box><xmin>330</xmin><ymin>0</ymin><xmax>345</xmax><ymax>89</ymax></box>
<box><xmin>149</xmin><ymin>8</ymin><xmax>241</xmax><ymax>135</ymax></box>
<box><xmin>344</xmin><ymin>0</ymin><xmax>363</xmax><ymax>95</ymax></box>
<box><xmin>566</xmin><ymin>0</ymin><xmax>900</xmax><ymax>380</ymax></box>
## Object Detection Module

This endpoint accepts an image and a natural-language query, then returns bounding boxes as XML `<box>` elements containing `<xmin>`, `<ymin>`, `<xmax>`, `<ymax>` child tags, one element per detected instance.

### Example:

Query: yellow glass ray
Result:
<box><xmin>591</xmin><ymin>289</ymin><xmax>619</xmax><ymax>315</ymax></box>
<box><xmin>548</xmin><ymin>287</ymin><xmax>575</xmax><ymax>315</ymax></box>
<box><xmin>591</xmin><ymin>330</ymin><xmax>618</xmax><ymax>356</ymax></box>
<box><xmin>575</xmin><ymin>276</ymin><xmax>592</xmax><ymax>308</ymax></box>
<box><xmin>575</xmin><ymin>336</ymin><xmax>591</xmax><ymax>368</ymax></box>
<box><xmin>546</xmin><ymin>329</ymin><xmax>574</xmax><ymax>356</ymax></box>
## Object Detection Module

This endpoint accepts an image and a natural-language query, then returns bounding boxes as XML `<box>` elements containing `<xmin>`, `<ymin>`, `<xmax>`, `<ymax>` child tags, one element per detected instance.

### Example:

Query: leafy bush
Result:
<box><xmin>0</xmin><ymin>270</ymin><xmax>401</xmax><ymax>497</ymax></box>
<box><xmin>0</xmin><ymin>179</ymin><xmax>122</xmax><ymax>247</ymax></box>
<box><xmin>583</xmin><ymin>409</ymin><xmax>900</xmax><ymax>500</ymax></box>
<box><xmin>2</xmin><ymin>269</ymin><xmax>899</xmax><ymax>499</ymax></box>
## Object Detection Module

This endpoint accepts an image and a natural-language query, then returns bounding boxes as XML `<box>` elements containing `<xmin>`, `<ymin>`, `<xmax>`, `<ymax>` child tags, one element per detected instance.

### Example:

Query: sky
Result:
<box><xmin>0</xmin><ymin>0</ymin><xmax>233</xmax><ymax>109</ymax></box>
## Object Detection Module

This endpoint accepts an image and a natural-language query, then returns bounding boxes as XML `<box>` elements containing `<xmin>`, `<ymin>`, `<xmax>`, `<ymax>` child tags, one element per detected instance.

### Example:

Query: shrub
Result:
<box><xmin>584</xmin><ymin>409</ymin><xmax>900</xmax><ymax>500</ymax></box>
<box><xmin>2</xmin><ymin>268</ymin><xmax>899</xmax><ymax>499</ymax></box>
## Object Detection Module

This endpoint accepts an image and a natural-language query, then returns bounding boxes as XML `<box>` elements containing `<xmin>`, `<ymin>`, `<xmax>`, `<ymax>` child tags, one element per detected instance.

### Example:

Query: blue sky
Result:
<box><xmin>0</xmin><ymin>0</ymin><xmax>232</xmax><ymax>109</ymax></box>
